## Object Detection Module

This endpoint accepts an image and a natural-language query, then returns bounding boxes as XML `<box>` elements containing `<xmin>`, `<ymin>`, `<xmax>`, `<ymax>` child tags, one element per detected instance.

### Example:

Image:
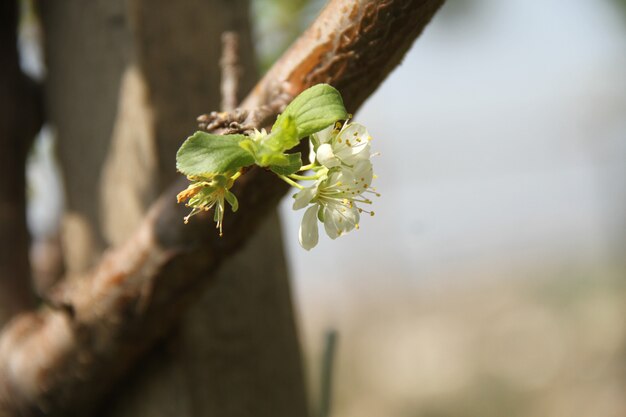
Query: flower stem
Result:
<box><xmin>278</xmin><ymin>174</ymin><xmax>304</xmax><ymax>190</ymax></box>
<box><xmin>299</xmin><ymin>163</ymin><xmax>317</xmax><ymax>171</ymax></box>
<box><xmin>288</xmin><ymin>173</ymin><xmax>321</xmax><ymax>181</ymax></box>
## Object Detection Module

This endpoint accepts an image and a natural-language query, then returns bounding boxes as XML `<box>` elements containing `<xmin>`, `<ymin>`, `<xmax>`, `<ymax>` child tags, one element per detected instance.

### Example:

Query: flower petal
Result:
<box><xmin>311</xmin><ymin>124</ymin><xmax>334</xmax><ymax>145</ymax></box>
<box><xmin>224</xmin><ymin>190</ymin><xmax>239</xmax><ymax>212</ymax></box>
<box><xmin>323</xmin><ymin>203</ymin><xmax>359</xmax><ymax>239</ymax></box>
<box><xmin>335</xmin><ymin>123</ymin><xmax>371</xmax><ymax>163</ymax></box>
<box><xmin>299</xmin><ymin>205</ymin><xmax>319</xmax><ymax>250</ymax></box>
<box><xmin>317</xmin><ymin>143</ymin><xmax>340</xmax><ymax>168</ymax></box>
<box><xmin>308</xmin><ymin>139</ymin><xmax>316</xmax><ymax>164</ymax></box>
<box><xmin>292</xmin><ymin>184</ymin><xmax>318</xmax><ymax>210</ymax></box>
<box><xmin>322</xmin><ymin>205</ymin><xmax>341</xmax><ymax>239</ymax></box>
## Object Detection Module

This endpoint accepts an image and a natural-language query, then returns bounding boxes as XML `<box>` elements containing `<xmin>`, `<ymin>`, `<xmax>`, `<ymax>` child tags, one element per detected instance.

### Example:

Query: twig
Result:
<box><xmin>318</xmin><ymin>329</ymin><xmax>338</xmax><ymax>417</ymax></box>
<box><xmin>220</xmin><ymin>31</ymin><xmax>240</xmax><ymax>112</ymax></box>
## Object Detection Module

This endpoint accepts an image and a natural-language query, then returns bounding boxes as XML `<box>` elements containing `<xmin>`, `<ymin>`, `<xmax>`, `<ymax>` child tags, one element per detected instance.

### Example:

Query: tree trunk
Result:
<box><xmin>39</xmin><ymin>1</ymin><xmax>307</xmax><ymax>415</ymax></box>
<box><xmin>0</xmin><ymin>0</ymin><xmax>41</xmax><ymax>325</ymax></box>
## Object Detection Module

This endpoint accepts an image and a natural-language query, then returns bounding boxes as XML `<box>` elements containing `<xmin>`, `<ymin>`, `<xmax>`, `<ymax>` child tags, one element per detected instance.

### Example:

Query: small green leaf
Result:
<box><xmin>238</xmin><ymin>139</ymin><xmax>258</xmax><ymax>159</ymax></box>
<box><xmin>239</xmin><ymin>117</ymin><xmax>299</xmax><ymax>167</ymax></box>
<box><xmin>265</xmin><ymin>114</ymin><xmax>299</xmax><ymax>152</ymax></box>
<box><xmin>176</xmin><ymin>132</ymin><xmax>255</xmax><ymax>176</ymax></box>
<box><xmin>275</xmin><ymin>84</ymin><xmax>348</xmax><ymax>139</ymax></box>
<box><xmin>269</xmin><ymin>153</ymin><xmax>302</xmax><ymax>176</ymax></box>
<box><xmin>258</xmin><ymin>152</ymin><xmax>289</xmax><ymax>167</ymax></box>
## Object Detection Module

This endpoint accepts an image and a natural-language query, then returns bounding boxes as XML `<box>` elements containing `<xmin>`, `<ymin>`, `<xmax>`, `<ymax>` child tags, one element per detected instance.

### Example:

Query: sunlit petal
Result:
<box><xmin>299</xmin><ymin>205</ymin><xmax>319</xmax><ymax>250</ymax></box>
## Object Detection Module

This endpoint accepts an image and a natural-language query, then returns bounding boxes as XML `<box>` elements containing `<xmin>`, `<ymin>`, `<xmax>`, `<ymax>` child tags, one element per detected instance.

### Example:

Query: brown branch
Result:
<box><xmin>0</xmin><ymin>0</ymin><xmax>445</xmax><ymax>415</ymax></box>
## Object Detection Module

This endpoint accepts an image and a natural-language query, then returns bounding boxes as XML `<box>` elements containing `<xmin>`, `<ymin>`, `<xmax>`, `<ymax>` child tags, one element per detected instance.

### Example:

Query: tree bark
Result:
<box><xmin>0</xmin><ymin>0</ymin><xmax>41</xmax><ymax>325</ymax></box>
<box><xmin>29</xmin><ymin>1</ymin><xmax>305</xmax><ymax>416</ymax></box>
<box><xmin>0</xmin><ymin>1</ymin><xmax>445</xmax><ymax>415</ymax></box>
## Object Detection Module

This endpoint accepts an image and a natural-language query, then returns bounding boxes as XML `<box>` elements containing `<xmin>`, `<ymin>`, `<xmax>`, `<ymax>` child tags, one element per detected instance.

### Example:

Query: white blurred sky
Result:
<box><xmin>280</xmin><ymin>0</ymin><xmax>626</xmax><ymax>300</ymax></box>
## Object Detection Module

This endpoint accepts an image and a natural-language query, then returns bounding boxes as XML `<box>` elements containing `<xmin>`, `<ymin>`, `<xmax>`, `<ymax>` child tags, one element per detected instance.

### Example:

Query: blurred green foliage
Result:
<box><xmin>615</xmin><ymin>0</ymin><xmax>626</xmax><ymax>17</ymax></box>
<box><xmin>252</xmin><ymin>0</ymin><xmax>325</xmax><ymax>71</ymax></box>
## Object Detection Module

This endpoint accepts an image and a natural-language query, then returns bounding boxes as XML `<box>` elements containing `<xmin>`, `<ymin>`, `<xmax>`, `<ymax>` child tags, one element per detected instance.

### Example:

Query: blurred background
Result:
<box><xmin>21</xmin><ymin>0</ymin><xmax>626</xmax><ymax>416</ymax></box>
<box><xmin>268</xmin><ymin>0</ymin><xmax>626</xmax><ymax>416</ymax></box>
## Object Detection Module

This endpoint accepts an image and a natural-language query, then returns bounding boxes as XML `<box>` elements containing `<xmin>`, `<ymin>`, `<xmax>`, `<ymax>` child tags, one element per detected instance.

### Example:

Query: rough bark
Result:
<box><xmin>40</xmin><ymin>0</ymin><xmax>130</xmax><ymax>275</ymax></box>
<box><xmin>0</xmin><ymin>0</ymin><xmax>41</xmax><ymax>324</ymax></box>
<box><xmin>31</xmin><ymin>1</ymin><xmax>305</xmax><ymax>416</ymax></box>
<box><xmin>0</xmin><ymin>0</ymin><xmax>445</xmax><ymax>415</ymax></box>
<box><xmin>100</xmin><ymin>1</ymin><xmax>307</xmax><ymax>416</ymax></box>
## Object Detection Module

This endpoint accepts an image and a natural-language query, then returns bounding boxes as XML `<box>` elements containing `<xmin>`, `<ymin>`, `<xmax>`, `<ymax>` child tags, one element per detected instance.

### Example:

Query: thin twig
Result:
<box><xmin>319</xmin><ymin>329</ymin><xmax>338</xmax><ymax>417</ymax></box>
<box><xmin>220</xmin><ymin>31</ymin><xmax>240</xmax><ymax>112</ymax></box>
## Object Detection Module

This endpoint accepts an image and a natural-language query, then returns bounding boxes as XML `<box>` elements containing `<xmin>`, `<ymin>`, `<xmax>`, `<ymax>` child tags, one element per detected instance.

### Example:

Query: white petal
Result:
<box><xmin>335</xmin><ymin>123</ymin><xmax>371</xmax><ymax>163</ymax></box>
<box><xmin>317</xmin><ymin>143</ymin><xmax>340</xmax><ymax>168</ymax></box>
<box><xmin>352</xmin><ymin>159</ymin><xmax>374</xmax><ymax>186</ymax></box>
<box><xmin>308</xmin><ymin>139</ymin><xmax>316</xmax><ymax>164</ymax></box>
<box><xmin>312</xmin><ymin>124</ymin><xmax>334</xmax><ymax>145</ymax></box>
<box><xmin>339</xmin><ymin>123</ymin><xmax>368</xmax><ymax>141</ymax></box>
<box><xmin>292</xmin><ymin>185</ymin><xmax>318</xmax><ymax>210</ymax></box>
<box><xmin>299</xmin><ymin>205</ymin><xmax>319</xmax><ymax>250</ymax></box>
<box><xmin>322</xmin><ymin>206</ymin><xmax>341</xmax><ymax>239</ymax></box>
<box><xmin>325</xmin><ymin>202</ymin><xmax>360</xmax><ymax>240</ymax></box>
<box><xmin>337</xmin><ymin>160</ymin><xmax>373</xmax><ymax>194</ymax></box>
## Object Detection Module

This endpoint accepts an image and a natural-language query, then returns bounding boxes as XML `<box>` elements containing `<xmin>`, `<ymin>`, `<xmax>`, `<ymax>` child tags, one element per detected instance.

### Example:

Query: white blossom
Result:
<box><xmin>293</xmin><ymin>159</ymin><xmax>376</xmax><ymax>250</ymax></box>
<box><xmin>311</xmin><ymin>122</ymin><xmax>371</xmax><ymax>169</ymax></box>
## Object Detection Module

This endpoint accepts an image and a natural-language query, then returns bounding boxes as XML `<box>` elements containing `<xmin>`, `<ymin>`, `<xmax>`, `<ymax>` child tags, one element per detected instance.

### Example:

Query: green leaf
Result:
<box><xmin>238</xmin><ymin>117</ymin><xmax>299</xmax><ymax>167</ymax></box>
<box><xmin>265</xmin><ymin>114</ymin><xmax>299</xmax><ymax>152</ymax></box>
<box><xmin>176</xmin><ymin>132</ymin><xmax>255</xmax><ymax>176</ymax></box>
<box><xmin>275</xmin><ymin>84</ymin><xmax>348</xmax><ymax>139</ymax></box>
<box><xmin>269</xmin><ymin>153</ymin><xmax>302</xmax><ymax>176</ymax></box>
<box><xmin>258</xmin><ymin>152</ymin><xmax>289</xmax><ymax>167</ymax></box>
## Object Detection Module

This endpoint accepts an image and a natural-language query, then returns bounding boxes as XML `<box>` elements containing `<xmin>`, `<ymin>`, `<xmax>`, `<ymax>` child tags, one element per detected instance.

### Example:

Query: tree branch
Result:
<box><xmin>0</xmin><ymin>1</ymin><xmax>444</xmax><ymax>415</ymax></box>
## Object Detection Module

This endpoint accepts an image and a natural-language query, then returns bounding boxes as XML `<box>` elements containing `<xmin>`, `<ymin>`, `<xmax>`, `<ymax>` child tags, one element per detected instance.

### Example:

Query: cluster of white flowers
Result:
<box><xmin>292</xmin><ymin>121</ymin><xmax>378</xmax><ymax>250</ymax></box>
<box><xmin>177</xmin><ymin>85</ymin><xmax>379</xmax><ymax>249</ymax></box>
